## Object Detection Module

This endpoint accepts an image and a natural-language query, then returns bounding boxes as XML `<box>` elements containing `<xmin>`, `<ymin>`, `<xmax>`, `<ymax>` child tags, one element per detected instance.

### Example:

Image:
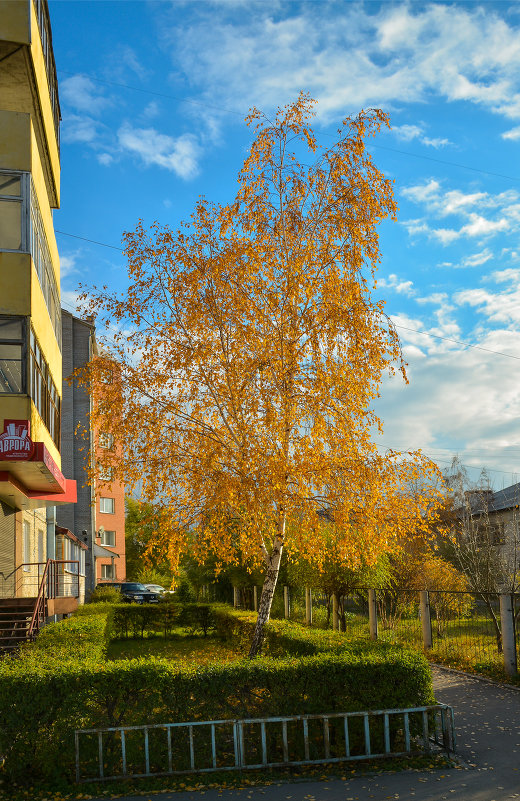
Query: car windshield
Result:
<box><xmin>122</xmin><ymin>583</ymin><xmax>147</xmax><ymax>592</ymax></box>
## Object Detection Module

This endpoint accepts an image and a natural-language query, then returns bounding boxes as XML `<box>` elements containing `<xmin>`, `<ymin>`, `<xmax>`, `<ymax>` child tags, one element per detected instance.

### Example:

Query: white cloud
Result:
<box><xmin>501</xmin><ymin>126</ymin><xmax>520</xmax><ymax>141</ymax></box>
<box><xmin>117</xmin><ymin>123</ymin><xmax>201</xmax><ymax>178</ymax></box>
<box><xmin>60</xmin><ymin>289</ymin><xmax>83</xmax><ymax>314</ymax></box>
<box><xmin>393</xmin><ymin>124</ymin><xmax>451</xmax><ymax>148</ymax></box>
<box><xmin>97</xmin><ymin>153</ymin><xmax>114</xmax><ymax>166</ymax></box>
<box><xmin>142</xmin><ymin>101</ymin><xmax>160</xmax><ymax>120</ymax></box>
<box><xmin>402</xmin><ymin>182</ymin><xmax>488</xmax><ymax>216</ymax></box>
<box><xmin>393</xmin><ymin>124</ymin><xmax>423</xmax><ymax>142</ymax></box>
<box><xmin>422</xmin><ymin>136</ymin><xmax>451</xmax><ymax>148</ymax></box>
<box><xmin>490</xmin><ymin>267</ymin><xmax>520</xmax><ymax>284</ymax></box>
<box><xmin>378</xmin><ymin>273</ymin><xmax>415</xmax><ymax>296</ymax></box>
<box><xmin>60</xmin><ymin>75</ymin><xmax>111</xmax><ymax>115</ymax></box>
<box><xmin>117</xmin><ymin>46</ymin><xmax>148</xmax><ymax>81</ymax></box>
<box><xmin>454</xmin><ymin>268</ymin><xmax>520</xmax><ymax>324</ymax></box>
<box><xmin>59</xmin><ymin>253</ymin><xmax>79</xmax><ymax>279</ymax></box>
<box><xmin>460</xmin><ymin>214</ymin><xmax>510</xmax><ymax>237</ymax></box>
<box><xmin>403</xmin><ymin>180</ymin><xmax>519</xmax><ymax>245</ymax></box>
<box><xmin>61</xmin><ymin>114</ymin><xmax>103</xmax><ymax>145</ymax></box>
<box><xmin>375</xmin><ymin>331</ymin><xmax>520</xmax><ymax>477</ymax></box>
<box><xmin>160</xmin><ymin>3</ymin><xmax>520</xmax><ymax>124</ymax></box>
<box><xmin>457</xmin><ymin>249</ymin><xmax>494</xmax><ymax>268</ymax></box>
<box><xmin>416</xmin><ymin>292</ymin><xmax>449</xmax><ymax>306</ymax></box>
<box><xmin>431</xmin><ymin>227</ymin><xmax>460</xmax><ymax>245</ymax></box>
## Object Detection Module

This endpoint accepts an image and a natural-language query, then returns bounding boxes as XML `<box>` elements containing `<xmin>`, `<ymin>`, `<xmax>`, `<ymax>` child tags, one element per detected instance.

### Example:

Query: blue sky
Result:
<box><xmin>51</xmin><ymin>0</ymin><xmax>520</xmax><ymax>486</ymax></box>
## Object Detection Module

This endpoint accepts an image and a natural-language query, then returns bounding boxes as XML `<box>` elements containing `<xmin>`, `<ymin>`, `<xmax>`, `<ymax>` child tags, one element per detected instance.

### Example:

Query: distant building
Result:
<box><xmin>57</xmin><ymin>310</ymin><xmax>125</xmax><ymax>594</ymax></box>
<box><xmin>466</xmin><ymin>482</ymin><xmax>520</xmax><ymax>549</ymax></box>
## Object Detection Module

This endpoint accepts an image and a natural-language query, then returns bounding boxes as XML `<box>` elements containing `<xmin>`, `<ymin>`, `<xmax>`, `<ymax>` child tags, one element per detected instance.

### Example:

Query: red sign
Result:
<box><xmin>0</xmin><ymin>420</ymin><xmax>35</xmax><ymax>460</ymax></box>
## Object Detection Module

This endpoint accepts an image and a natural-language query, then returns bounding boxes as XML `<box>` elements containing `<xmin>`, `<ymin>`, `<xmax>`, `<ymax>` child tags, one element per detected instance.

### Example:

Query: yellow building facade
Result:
<box><xmin>0</xmin><ymin>1</ymin><xmax>80</xmax><ymax>629</ymax></box>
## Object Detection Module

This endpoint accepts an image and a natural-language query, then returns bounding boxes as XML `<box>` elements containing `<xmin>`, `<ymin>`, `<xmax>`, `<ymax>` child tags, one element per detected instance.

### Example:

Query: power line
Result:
<box><xmin>373</xmin><ymin>443</ymin><xmax>517</xmax><ymax>477</ymax></box>
<box><xmin>58</xmin><ymin>300</ymin><xmax>518</xmax><ymax>479</ymax></box>
<box><xmin>55</xmin><ymin>229</ymin><xmax>124</xmax><ymax>251</ymax></box>
<box><xmin>393</xmin><ymin>323</ymin><xmax>520</xmax><ymax>362</ymax></box>
<box><xmin>57</xmin><ymin>69</ymin><xmax>520</xmax><ymax>184</ymax></box>
<box><xmin>55</xmin><ymin>227</ymin><xmax>520</xmax><ymax>363</ymax></box>
<box><xmin>57</xmin><ymin>69</ymin><xmax>244</xmax><ymax>117</ymax></box>
<box><xmin>367</xmin><ymin>143</ymin><xmax>520</xmax><ymax>184</ymax></box>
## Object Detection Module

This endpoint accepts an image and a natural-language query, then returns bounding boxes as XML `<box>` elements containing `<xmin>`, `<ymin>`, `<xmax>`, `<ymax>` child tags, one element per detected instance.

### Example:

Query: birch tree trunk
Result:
<box><xmin>248</xmin><ymin>534</ymin><xmax>284</xmax><ymax>658</ymax></box>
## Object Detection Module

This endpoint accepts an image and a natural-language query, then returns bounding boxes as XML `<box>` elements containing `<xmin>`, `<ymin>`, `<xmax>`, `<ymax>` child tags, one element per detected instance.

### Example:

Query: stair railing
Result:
<box><xmin>27</xmin><ymin>559</ymin><xmax>80</xmax><ymax>639</ymax></box>
<box><xmin>28</xmin><ymin>559</ymin><xmax>51</xmax><ymax>640</ymax></box>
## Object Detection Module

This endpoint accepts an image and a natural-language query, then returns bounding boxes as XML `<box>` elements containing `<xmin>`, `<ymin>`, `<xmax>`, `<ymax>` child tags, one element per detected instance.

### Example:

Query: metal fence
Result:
<box><xmin>263</xmin><ymin>586</ymin><xmax>520</xmax><ymax>676</ymax></box>
<box><xmin>75</xmin><ymin>704</ymin><xmax>455</xmax><ymax>783</ymax></box>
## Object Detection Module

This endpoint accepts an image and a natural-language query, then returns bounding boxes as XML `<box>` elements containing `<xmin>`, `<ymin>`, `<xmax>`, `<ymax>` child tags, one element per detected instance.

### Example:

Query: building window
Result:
<box><xmin>99</xmin><ymin>465</ymin><xmax>114</xmax><ymax>482</ymax></box>
<box><xmin>99</xmin><ymin>432</ymin><xmax>114</xmax><ymax>450</ymax></box>
<box><xmin>0</xmin><ymin>172</ymin><xmax>25</xmax><ymax>250</ymax></box>
<box><xmin>29</xmin><ymin>327</ymin><xmax>61</xmax><ymax>448</ymax></box>
<box><xmin>32</xmin><ymin>0</ymin><xmax>61</xmax><ymax>148</ymax></box>
<box><xmin>100</xmin><ymin>530</ymin><xmax>116</xmax><ymax>547</ymax></box>
<box><xmin>101</xmin><ymin>563</ymin><xmax>115</xmax><ymax>579</ymax></box>
<box><xmin>23</xmin><ymin>521</ymin><xmax>31</xmax><ymax>570</ymax></box>
<box><xmin>0</xmin><ymin>170</ymin><xmax>61</xmax><ymax>347</ymax></box>
<box><xmin>99</xmin><ymin>497</ymin><xmax>115</xmax><ymax>514</ymax></box>
<box><xmin>29</xmin><ymin>181</ymin><xmax>61</xmax><ymax>348</ymax></box>
<box><xmin>79</xmin><ymin>549</ymin><xmax>85</xmax><ymax>576</ymax></box>
<box><xmin>0</xmin><ymin>316</ymin><xmax>26</xmax><ymax>394</ymax></box>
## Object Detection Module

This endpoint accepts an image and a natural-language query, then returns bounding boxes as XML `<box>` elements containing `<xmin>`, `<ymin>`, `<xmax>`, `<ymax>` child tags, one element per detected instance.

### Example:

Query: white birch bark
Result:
<box><xmin>248</xmin><ymin>518</ymin><xmax>285</xmax><ymax>657</ymax></box>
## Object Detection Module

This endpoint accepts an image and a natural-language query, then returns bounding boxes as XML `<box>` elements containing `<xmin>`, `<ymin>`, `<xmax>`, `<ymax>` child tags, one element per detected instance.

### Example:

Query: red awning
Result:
<box><xmin>0</xmin><ymin>420</ymin><xmax>76</xmax><ymax>509</ymax></box>
<box><xmin>0</xmin><ymin>473</ymin><xmax>76</xmax><ymax>510</ymax></box>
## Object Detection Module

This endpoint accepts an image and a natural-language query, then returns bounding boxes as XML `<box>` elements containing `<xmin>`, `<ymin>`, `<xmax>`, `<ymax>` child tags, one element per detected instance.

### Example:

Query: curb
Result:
<box><xmin>431</xmin><ymin>662</ymin><xmax>520</xmax><ymax>692</ymax></box>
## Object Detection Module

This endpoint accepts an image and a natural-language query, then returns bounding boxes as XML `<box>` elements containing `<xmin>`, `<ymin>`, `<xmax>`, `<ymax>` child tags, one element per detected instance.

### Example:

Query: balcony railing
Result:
<box><xmin>32</xmin><ymin>0</ymin><xmax>61</xmax><ymax>150</ymax></box>
<box><xmin>0</xmin><ymin>560</ymin><xmax>81</xmax><ymax>601</ymax></box>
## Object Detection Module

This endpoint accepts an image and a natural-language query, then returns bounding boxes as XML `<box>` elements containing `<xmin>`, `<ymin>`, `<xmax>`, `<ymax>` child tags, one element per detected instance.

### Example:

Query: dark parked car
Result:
<box><xmin>96</xmin><ymin>582</ymin><xmax>160</xmax><ymax>603</ymax></box>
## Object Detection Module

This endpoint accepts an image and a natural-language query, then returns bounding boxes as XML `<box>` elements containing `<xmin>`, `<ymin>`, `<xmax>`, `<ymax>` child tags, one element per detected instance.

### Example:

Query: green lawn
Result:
<box><xmin>107</xmin><ymin>629</ymin><xmax>242</xmax><ymax>662</ymax></box>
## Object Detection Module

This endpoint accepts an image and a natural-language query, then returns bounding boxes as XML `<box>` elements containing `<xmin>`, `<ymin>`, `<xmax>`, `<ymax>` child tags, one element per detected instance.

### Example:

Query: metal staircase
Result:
<box><xmin>0</xmin><ymin>559</ymin><xmax>80</xmax><ymax>655</ymax></box>
<box><xmin>0</xmin><ymin>597</ymin><xmax>40</xmax><ymax>654</ymax></box>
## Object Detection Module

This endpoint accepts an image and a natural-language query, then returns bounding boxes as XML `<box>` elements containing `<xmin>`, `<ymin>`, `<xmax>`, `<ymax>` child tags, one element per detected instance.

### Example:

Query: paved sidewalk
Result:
<box><xmin>83</xmin><ymin>667</ymin><xmax>520</xmax><ymax>801</ymax></box>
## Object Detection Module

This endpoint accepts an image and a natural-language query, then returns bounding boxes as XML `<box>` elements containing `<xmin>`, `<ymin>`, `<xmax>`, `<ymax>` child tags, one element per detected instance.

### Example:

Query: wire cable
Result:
<box><xmin>57</xmin><ymin>69</ymin><xmax>520</xmax><ymax>183</ymax></box>
<box><xmin>55</xmin><ymin>230</ymin><xmax>124</xmax><ymax>251</ymax></box>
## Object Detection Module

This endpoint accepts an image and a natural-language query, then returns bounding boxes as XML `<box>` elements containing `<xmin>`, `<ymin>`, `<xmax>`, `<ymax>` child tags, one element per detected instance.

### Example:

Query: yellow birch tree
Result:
<box><xmin>80</xmin><ymin>94</ymin><xmax>441</xmax><ymax>656</ymax></box>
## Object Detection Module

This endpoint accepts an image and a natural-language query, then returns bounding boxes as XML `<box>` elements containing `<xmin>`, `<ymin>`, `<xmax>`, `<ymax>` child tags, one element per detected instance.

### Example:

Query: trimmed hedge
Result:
<box><xmin>0</xmin><ymin>604</ymin><xmax>434</xmax><ymax>787</ymax></box>
<box><xmin>109</xmin><ymin>601</ymin><xmax>216</xmax><ymax>638</ymax></box>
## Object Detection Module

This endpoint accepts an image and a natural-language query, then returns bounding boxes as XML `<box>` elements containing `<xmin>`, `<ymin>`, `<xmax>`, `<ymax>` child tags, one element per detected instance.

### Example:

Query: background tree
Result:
<box><xmin>79</xmin><ymin>94</ymin><xmax>442</xmax><ymax>656</ymax></box>
<box><xmin>288</xmin><ymin>529</ymin><xmax>390</xmax><ymax>630</ymax></box>
<box><xmin>437</xmin><ymin>458</ymin><xmax>520</xmax><ymax>649</ymax></box>
<box><xmin>124</xmin><ymin>498</ymin><xmax>173</xmax><ymax>586</ymax></box>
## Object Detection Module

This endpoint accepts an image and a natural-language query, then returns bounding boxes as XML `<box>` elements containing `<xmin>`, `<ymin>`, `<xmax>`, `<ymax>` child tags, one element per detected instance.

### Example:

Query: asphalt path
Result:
<box><xmin>82</xmin><ymin>666</ymin><xmax>520</xmax><ymax>801</ymax></box>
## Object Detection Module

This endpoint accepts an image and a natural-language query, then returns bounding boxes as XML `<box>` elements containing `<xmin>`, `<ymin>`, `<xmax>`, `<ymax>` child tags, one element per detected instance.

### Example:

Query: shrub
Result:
<box><xmin>89</xmin><ymin>586</ymin><xmax>122</xmax><ymax>604</ymax></box>
<box><xmin>178</xmin><ymin>603</ymin><xmax>216</xmax><ymax>636</ymax></box>
<box><xmin>0</xmin><ymin>604</ymin><xmax>434</xmax><ymax>787</ymax></box>
<box><xmin>14</xmin><ymin>610</ymin><xmax>109</xmax><ymax>669</ymax></box>
<box><xmin>107</xmin><ymin>601</ymin><xmax>216</xmax><ymax>639</ymax></box>
<box><xmin>109</xmin><ymin>601</ymin><xmax>180</xmax><ymax>639</ymax></box>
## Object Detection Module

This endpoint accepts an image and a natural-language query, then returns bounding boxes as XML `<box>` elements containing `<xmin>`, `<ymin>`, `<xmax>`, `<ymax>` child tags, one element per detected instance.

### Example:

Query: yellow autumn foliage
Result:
<box><xmin>77</xmin><ymin>94</ymin><xmax>442</xmax><ymax>608</ymax></box>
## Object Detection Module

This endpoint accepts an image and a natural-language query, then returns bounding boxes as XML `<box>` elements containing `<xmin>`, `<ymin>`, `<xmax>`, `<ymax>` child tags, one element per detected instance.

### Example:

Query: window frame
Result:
<box><xmin>99</xmin><ymin>497</ymin><xmax>115</xmax><ymax>515</ymax></box>
<box><xmin>29</xmin><ymin>325</ymin><xmax>61</xmax><ymax>449</ymax></box>
<box><xmin>0</xmin><ymin>170</ymin><xmax>29</xmax><ymax>253</ymax></box>
<box><xmin>99</xmin><ymin>432</ymin><xmax>114</xmax><ymax>450</ymax></box>
<box><xmin>99</xmin><ymin>465</ymin><xmax>115</xmax><ymax>482</ymax></box>
<box><xmin>101</xmin><ymin>563</ymin><xmax>115</xmax><ymax>580</ymax></box>
<box><xmin>100</xmin><ymin>529</ymin><xmax>116</xmax><ymax>547</ymax></box>
<box><xmin>0</xmin><ymin>315</ymin><xmax>27</xmax><ymax>395</ymax></box>
<box><xmin>0</xmin><ymin>170</ymin><xmax>61</xmax><ymax>348</ymax></box>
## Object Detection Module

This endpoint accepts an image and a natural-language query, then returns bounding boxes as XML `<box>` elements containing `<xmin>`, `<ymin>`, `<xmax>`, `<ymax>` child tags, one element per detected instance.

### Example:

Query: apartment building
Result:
<box><xmin>0</xmin><ymin>0</ymin><xmax>79</xmax><ymax>643</ymax></box>
<box><xmin>57</xmin><ymin>310</ymin><xmax>125</xmax><ymax>594</ymax></box>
